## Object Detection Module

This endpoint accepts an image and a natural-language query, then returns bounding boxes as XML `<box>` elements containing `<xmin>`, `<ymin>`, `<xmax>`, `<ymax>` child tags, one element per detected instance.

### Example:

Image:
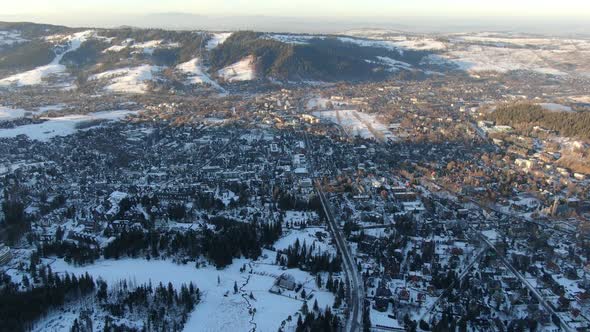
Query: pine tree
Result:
<box><xmin>316</xmin><ymin>274</ymin><xmax>322</xmax><ymax>288</ymax></box>
<box><xmin>22</xmin><ymin>275</ymin><xmax>30</xmax><ymax>288</ymax></box>
<box><xmin>301</xmin><ymin>301</ymin><xmax>309</xmax><ymax>315</ymax></box>
<box><xmin>326</xmin><ymin>274</ymin><xmax>333</xmax><ymax>292</ymax></box>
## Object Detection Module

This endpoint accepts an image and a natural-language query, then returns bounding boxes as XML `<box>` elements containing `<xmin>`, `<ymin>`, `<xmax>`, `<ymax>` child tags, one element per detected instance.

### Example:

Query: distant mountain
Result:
<box><xmin>1</xmin><ymin>22</ymin><xmax>588</xmax><ymax>94</ymax></box>
<box><xmin>0</xmin><ymin>22</ymin><xmax>452</xmax><ymax>93</ymax></box>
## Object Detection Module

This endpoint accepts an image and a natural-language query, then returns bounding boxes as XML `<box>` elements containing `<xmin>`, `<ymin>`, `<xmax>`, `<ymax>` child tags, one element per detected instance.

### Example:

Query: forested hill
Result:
<box><xmin>486</xmin><ymin>102</ymin><xmax>590</xmax><ymax>139</ymax></box>
<box><xmin>210</xmin><ymin>31</ymin><xmax>431</xmax><ymax>81</ymax></box>
<box><xmin>0</xmin><ymin>22</ymin><xmax>449</xmax><ymax>92</ymax></box>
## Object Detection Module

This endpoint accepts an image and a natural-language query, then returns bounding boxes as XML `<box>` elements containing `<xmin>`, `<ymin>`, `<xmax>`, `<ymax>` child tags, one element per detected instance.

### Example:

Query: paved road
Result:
<box><xmin>422</xmin><ymin>177</ymin><xmax>578</xmax><ymax>330</ymax></box>
<box><xmin>478</xmin><ymin>233</ymin><xmax>574</xmax><ymax>332</ymax></box>
<box><xmin>315</xmin><ymin>182</ymin><xmax>364</xmax><ymax>332</ymax></box>
<box><xmin>303</xmin><ymin>128</ymin><xmax>363</xmax><ymax>332</ymax></box>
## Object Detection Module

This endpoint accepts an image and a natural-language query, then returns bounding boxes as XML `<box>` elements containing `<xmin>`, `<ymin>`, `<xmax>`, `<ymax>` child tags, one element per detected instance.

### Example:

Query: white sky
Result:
<box><xmin>3</xmin><ymin>0</ymin><xmax>590</xmax><ymax>18</ymax></box>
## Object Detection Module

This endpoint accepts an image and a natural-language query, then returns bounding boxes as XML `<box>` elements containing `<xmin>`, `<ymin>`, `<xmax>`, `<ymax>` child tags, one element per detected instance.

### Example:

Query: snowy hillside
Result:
<box><xmin>1</xmin><ymin>23</ymin><xmax>589</xmax><ymax>95</ymax></box>
<box><xmin>218</xmin><ymin>56</ymin><xmax>256</xmax><ymax>82</ymax></box>
<box><xmin>0</xmin><ymin>30</ymin><xmax>27</xmax><ymax>46</ymax></box>
<box><xmin>90</xmin><ymin>65</ymin><xmax>161</xmax><ymax>94</ymax></box>
<box><xmin>0</xmin><ymin>30</ymin><xmax>94</xmax><ymax>87</ymax></box>
<box><xmin>176</xmin><ymin>58</ymin><xmax>223</xmax><ymax>89</ymax></box>
<box><xmin>206</xmin><ymin>32</ymin><xmax>233</xmax><ymax>50</ymax></box>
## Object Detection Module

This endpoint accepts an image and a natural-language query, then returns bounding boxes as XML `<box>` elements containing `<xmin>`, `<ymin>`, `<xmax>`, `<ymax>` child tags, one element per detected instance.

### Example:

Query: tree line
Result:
<box><xmin>486</xmin><ymin>102</ymin><xmax>590</xmax><ymax>139</ymax></box>
<box><xmin>101</xmin><ymin>216</ymin><xmax>283</xmax><ymax>268</ymax></box>
<box><xmin>275</xmin><ymin>238</ymin><xmax>342</xmax><ymax>274</ymax></box>
<box><xmin>0</xmin><ymin>269</ymin><xmax>95</xmax><ymax>332</ymax></box>
<box><xmin>97</xmin><ymin>279</ymin><xmax>200</xmax><ymax>332</ymax></box>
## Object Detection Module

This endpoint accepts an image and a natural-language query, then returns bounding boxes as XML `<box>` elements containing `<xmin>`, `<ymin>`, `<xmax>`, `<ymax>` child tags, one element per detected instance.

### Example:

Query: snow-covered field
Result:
<box><xmin>103</xmin><ymin>39</ymin><xmax>181</xmax><ymax>54</ymax></box>
<box><xmin>389</xmin><ymin>37</ymin><xmax>447</xmax><ymax>51</ymax></box>
<box><xmin>49</xmin><ymin>252</ymin><xmax>334</xmax><ymax>332</ymax></box>
<box><xmin>439</xmin><ymin>45</ymin><xmax>569</xmax><ymax>76</ymax></box>
<box><xmin>265</xmin><ymin>34</ymin><xmax>318</xmax><ymax>45</ymax></box>
<box><xmin>90</xmin><ymin>65</ymin><xmax>161</xmax><ymax>94</ymax></box>
<box><xmin>36</xmin><ymin>104</ymin><xmax>66</xmax><ymax>113</ymax></box>
<box><xmin>0</xmin><ymin>30</ymin><xmax>94</xmax><ymax>88</ymax></box>
<box><xmin>313</xmin><ymin>110</ymin><xmax>395</xmax><ymax>142</ymax></box>
<box><xmin>236</xmin><ymin>32</ymin><xmax>590</xmax><ymax>78</ymax></box>
<box><xmin>338</xmin><ymin>36</ymin><xmax>446</xmax><ymax>53</ymax></box>
<box><xmin>0</xmin><ymin>106</ymin><xmax>28</xmax><ymax>121</ymax></box>
<box><xmin>206</xmin><ymin>32</ymin><xmax>232</xmax><ymax>50</ymax></box>
<box><xmin>274</xmin><ymin>227</ymin><xmax>334</xmax><ymax>255</ymax></box>
<box><xmin>0</xmin><ymin>104</ymin><xmax>65</xmax><ymax>121</ymax></box>
<box><xmin>0</xmin><ymin>110</ymin><xmax>137</xmax><ymax>141</ymax></box>
<box><xmin>340</xmin><ymin>29</ymin><xmax>590</xmax><ymax>77</ymax></box>
<box><xmin>539</xmin><ymin>103</ymin><xmax>574</xmax><ymax>113</ymax></box>
<box><xmin>218</xmin><ymin>56</ymin><xmax>256</xmax><ymax>82</ymax></box>
<box><xmin>267</xmin><ymin>33</ymin><xmax>446</xmax><ymax>53</ymax></box>
<box><xmin>452</xmin><ymin>34</ymin><xmax>590</xmax><ymax>51</ymax></box>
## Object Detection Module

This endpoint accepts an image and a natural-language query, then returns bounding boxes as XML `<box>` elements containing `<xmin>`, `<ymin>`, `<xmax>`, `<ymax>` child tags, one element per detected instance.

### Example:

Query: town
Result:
<box><xmin>1</xmin><ymin>21</ymin><xmax>590</xmax><ymax>332</ymax></box>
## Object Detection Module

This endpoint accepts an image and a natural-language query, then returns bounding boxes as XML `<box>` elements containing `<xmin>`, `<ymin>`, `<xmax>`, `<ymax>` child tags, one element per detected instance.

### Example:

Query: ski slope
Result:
<box><xmin>218</xmin><ymin>56</ymin><xmax>256</xmax><ymax>82</ymax></box>
<box><xmin>0</xmin><ymin>30</ymin><xmax>94</xmax><ymax>87</ymax></box>
<box><xmin>90</xmin><ymin>65</ymin><xmax>161</xmax><ymax>94</ymax></box>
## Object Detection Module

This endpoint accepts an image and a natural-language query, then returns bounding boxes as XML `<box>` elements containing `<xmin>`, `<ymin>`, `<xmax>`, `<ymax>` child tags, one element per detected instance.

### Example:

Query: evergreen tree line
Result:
<box><xmin>276</xmin><ymin>193</ymin><xmax>323</xmax><ymax>214</ymax></box>
<box><xmin>40</xmin><ymin>241</ymin><xmax>100</xmax><ymax>266</ymax></box>
<box><xmin>0</xmin><ymin>269</ymin><xmax>95</xmax><ymax>332</ymax></box>
<box><xmin>0</xmin><ymin>264</ymin><xmax>200</xmax><ymax>332</ymax></box>
<box><xmin>203</xmin><ymin>217</ymin><xmax>282</xmax><ymax>267</ymax></box>
<box><xmin>486</xmin><ymin>102</ymin><xmax>590</xmax><ymax>139</ymax></box>
<box><xmin>276</xmin><ymin>239</ymin><xmax>342</xmax><ymax>274</ymax></box>
<box><xmin>294</xmin><ymin>307</ymin><xmax>341</xmax><ymax>332</ymax></box>
<box><xmin>100</xmin><ymin>216</ymin><xmax>282</xmax><ymax>268</ymax></box>
<box><xmin>96</xmin><ymin>280</ymin><xmax>200</xmax><ymax>332</ymax></box>
<box><xmin>321</xmin><ymin>273</ymin><xmax>346</xmax><ymax>308</ymax></box>
<box><xmin>1</xmin><ymin>198</ymin><xmax>29</xmax><ymax>245</ymax></box>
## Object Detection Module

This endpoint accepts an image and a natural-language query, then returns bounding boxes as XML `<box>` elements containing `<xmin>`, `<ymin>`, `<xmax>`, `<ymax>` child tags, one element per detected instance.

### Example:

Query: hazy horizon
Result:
<box><xmin>1</xmin><ymin>0</ymin><xmax>589</xmax><ymax>35</ymax></box>
<box><xmin>1</xmin><ymin>13</ymin><xmax>590</xmax><ymax>36</ymax></box>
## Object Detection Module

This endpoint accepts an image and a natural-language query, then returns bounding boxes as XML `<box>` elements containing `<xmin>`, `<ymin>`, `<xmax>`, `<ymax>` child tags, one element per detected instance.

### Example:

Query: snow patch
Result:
<box><xmin>0</xmin><ymin>30</ymin><xmax>94</xmax><ymax>87</ymax></box>
<box><xmin>265</xmin><ymin>34</ymin><xmax>318</xmax><ymax>45</ymax></box>
<box><xmin>0</xmin><ymin>110</ymin><xmax>137</xmax><ymax>141</ymax></box>
<box><xmin>313</xmin><ymin>110</ymin><xmax>395</xmax><ymax>142</ymax></box>
<box><xmin>0</xmin><ymin>30</ymin><xmax>27</xmax><ymax>46</ymax></box>
<box><xmin>206</xmin><ymin>32</ymin><xmax>232</xmax><ymax>50</ymax></box>
<box><xmin>102</xmin><ymin>38</ymin><xmax>134</xmax><ymax>53</ymax></box>
<box><xmin>539</xmin><ymin>103</ymin><xmax>574</xmax><ymax>113</ymax></box>
<box><xmin>90</xmin><ymin>65</ymin><xmax>161</xmax><ymax>94</ymax></box>
<box><xmin>176</xmin><ymin>58</ymin><xmax>225</xmax><ymax>93</ymax></box>
<box><xmin>218</xmin><ymin>56</ymin><xmax>256</xmax><ymax>82</ymax></box>
<box><xmin>368</xmin><ymin>56</ymin><xmax>413</xmax><ymax>72</ymax></box>
<box><xmin>0</xmin><ymin>106</ymin><xmax>28</xmax><ymax>121</ymax></box>
<box><xmin>50</xmin><ymin>255</ymin><xmax>334</xmax><ymax>332</ymax></box>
